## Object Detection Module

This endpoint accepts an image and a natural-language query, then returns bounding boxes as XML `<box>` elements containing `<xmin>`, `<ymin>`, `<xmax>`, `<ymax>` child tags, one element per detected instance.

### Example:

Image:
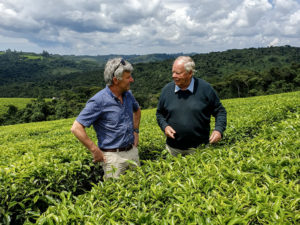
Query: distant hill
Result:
<box><xmin>62</xmin><ymin>53</ymin><xmax>190</xmax><ymax>66</ymax></box>
<box><xmin>0</xmin><ymin>50</ymin><xmax>188</xmax><ymax>98</ymax></box>
<box><xmin>131</xmin><ymin>46</ymin><xmax>300</xmax><ymax>107</ymax></box>
<box><xmin>0</xmin><ymin>46</ymin><xmax>299</xmax><ymax>108</ymax></box>
<box><xmin>0</xmin><ymin>98</ymin><xmax>34</xmax><ymax>115</ymax></box>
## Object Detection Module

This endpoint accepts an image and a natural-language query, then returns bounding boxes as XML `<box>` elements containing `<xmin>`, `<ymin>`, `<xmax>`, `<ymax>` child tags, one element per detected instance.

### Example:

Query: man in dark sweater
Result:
<box><xmin>156</xmin><ymin>56</ymin><xmax>227</xmax><ymax>156</ymax></box>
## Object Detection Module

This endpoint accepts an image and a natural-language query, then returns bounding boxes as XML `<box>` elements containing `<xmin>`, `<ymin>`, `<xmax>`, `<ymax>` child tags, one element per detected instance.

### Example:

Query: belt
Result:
<box><xmin>101</xmin><ymin>144</ymin><xmax>133</xmax><ymax>152</ymax></box>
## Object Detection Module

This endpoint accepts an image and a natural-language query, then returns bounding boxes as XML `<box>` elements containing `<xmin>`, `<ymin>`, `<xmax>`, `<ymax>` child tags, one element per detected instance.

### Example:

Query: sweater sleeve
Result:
<box><xmin>210</xmin><ymin>89</ymin><xmax>227</xmax><ymax>134</ymax></box>
<box><xmin>156</xmin><ymin>91</ymin><xmax>169</xmax><ymax>132</ymax></box>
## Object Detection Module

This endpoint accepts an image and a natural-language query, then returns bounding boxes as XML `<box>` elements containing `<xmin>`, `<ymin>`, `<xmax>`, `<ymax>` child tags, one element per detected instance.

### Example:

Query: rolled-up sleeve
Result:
<box><xmin>127</xmin><ymin>91</ymin><xmax>139</xmax><ymax>112</ymax></box>
<box><xmin>76</xmin><ymin>100</ymin><xmax>102</xmax><ymax>128</ymax></box>
<box><xmin>132</xmin><ymin>96</ymin><xmax>139</xmax><ymax>112</ymax></box>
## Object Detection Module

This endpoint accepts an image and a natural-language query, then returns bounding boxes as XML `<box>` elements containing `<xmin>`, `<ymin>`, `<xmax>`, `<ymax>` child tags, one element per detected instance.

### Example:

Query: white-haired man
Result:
<box><xmin>156</xmin><ymin>56</ymin><xmax>227</xmax><ymax>156</ymax></box>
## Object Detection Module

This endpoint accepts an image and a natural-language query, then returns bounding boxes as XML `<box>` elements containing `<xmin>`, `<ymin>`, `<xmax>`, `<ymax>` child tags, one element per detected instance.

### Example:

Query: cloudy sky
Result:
<box><xmin>0</xmin><ymin>0</ymin><xmax>299</xmax><ymax>55</ymax></box>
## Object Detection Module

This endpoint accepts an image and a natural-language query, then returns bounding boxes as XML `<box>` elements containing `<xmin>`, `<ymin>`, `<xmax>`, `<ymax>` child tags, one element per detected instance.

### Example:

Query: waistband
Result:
<box><xmin>101</xmin><ymin>144</ymin><xmax>133</xmax><ymax>152</ymax></box>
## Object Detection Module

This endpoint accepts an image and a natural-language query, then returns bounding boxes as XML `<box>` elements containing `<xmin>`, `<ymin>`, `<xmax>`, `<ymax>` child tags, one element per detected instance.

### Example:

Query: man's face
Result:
<box><xmin>118</xmin><ymin>71</ymin><xmax>134</xmax><ymax>92</ymax></box>
<box><xmin>172</xmin><ymin>60</ymin><xmax>192</xmax><ymax>89</ymax></box>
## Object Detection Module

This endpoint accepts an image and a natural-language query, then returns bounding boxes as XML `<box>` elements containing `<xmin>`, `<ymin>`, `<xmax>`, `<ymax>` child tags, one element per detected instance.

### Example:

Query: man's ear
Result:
<box><xmin>112</xmin><ymin>77</ymin><xmax>118</xmax><ymax>85</ymax></box>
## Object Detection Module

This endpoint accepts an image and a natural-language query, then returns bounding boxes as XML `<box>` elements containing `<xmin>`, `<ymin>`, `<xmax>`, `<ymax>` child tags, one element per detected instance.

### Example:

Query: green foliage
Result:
<box><xmin>0</xmin><ymin>50</ymin><xmax>102</xmax><ymax>98</ymax></box>
<box><xmin>0</xmin><ymin>91</ymin><xmax>299</xmax><ymax>224</ymax></box>
<box><xmin>1</xmin><ymin>46</ymin><xmax>300</xmax><ymax>109</ymax></box>
<box><xmin>63</xmin><ymin>53</ymin><xmax>185</xmax><ymax>66</ymax></box>
<box><xmin>0</xmin><ymin>94</ymin><xmax>88</xmax><ymax>125</ymax></box>
<box><xmin>0</xmin><ymin>119</ymin><xmax>103</xmax><ymax>224</ymax></box>
<box><xmin>0</xmin><ymin>98</ymin><xmax>35</xmax><ymax>115</ymax></box>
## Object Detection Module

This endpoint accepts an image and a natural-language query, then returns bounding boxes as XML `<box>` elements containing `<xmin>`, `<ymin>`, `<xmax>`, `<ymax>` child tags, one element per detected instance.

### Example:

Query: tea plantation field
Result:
<box><xmin>0</xmin><ymin>91</ymin><xmax>299</xmax><ymax>224</ymax></box>
<box><xmin>0</xmin><ymin>98</ymin><xmax>52</xmax><ymax>116</ymax></box>
<box><xmin>0</xmin><ymin>98</ymin><xmax>35</xmax><ymax>115</ymax></box>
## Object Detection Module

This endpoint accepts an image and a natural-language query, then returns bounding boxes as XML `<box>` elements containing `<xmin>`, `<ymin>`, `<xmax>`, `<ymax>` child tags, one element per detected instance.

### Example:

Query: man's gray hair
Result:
<box><xmin>104</xmin><ymin>58</ymin><xmax>133</xmax><ymax>86</ymax></box>
<box><xmin>175</xmin><ymin>56</ymin><xmax>196</xmax><ymax>74</ymax></box>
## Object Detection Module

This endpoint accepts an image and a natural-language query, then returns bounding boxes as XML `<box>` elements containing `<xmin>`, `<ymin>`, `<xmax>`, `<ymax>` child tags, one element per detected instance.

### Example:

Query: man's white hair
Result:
<box><xmin>175</xmin><ymin>56</ymin><xmax>196</xmax><ymax>74</ymax></box>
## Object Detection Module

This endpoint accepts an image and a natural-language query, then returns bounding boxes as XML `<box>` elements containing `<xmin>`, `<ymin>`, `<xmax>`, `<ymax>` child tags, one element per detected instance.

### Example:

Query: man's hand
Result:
<box><xmin>165</xmin><ymin>126</ymin><xmax>176</xmax><ymax>139</ymax></box>
<box><xmin>209</xmin><ymin>130</ymin><xmax>222</xmax><ymax>144</ymax></box>
<box><xmin>71</xmin><ymin>120</ymin><xmax>106</xmax><ymax>163</ymax></box>
<box><xmin>92</xmin><ymin>148</ymin><xmax>106</xmax><ymax>163</ymax></box>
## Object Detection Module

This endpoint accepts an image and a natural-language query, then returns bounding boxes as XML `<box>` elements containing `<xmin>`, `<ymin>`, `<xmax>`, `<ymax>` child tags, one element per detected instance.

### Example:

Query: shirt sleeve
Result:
<box><xmin>128</xmin><ymin>91</ymin><xmax>140</xmax><ymax>112</ymax></box>
<box><xmin>76</xmin><ymin>99</ymin><xmax>102</xmax><ymax>128</ymax></box>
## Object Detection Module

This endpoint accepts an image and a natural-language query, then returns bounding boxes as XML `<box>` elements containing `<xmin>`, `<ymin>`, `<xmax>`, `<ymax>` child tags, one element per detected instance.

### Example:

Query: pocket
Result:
<box><xmin>103</xmin><ymin>152</ymin><xmax>116</xmax><ymax>164</ymax></box>
<box><xmin>131</xmin><ymin>146</ymin><xmax>140</xmax><ymax>166</ymax></box>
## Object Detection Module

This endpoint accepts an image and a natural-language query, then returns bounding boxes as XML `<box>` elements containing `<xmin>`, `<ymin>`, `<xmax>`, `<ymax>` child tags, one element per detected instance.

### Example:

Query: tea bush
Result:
<box><xmin>0</xmin><ymin>91</ymin><xmax>299</xmax><ymax>224</ymax></box>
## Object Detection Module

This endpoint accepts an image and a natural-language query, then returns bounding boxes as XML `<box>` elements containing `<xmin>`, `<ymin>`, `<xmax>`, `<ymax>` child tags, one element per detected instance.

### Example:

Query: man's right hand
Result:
<box><xmin>164</xmin><ymin>126</ymin><xmax>176</xmax><ymax>139</ymax></box>
<box><xmin>71</xmin><ymin>120</ymin><xmax>106</xmax><ymax>163</ymax></box>
<box><xmin>92</xmin><ymin>148</ymin><xmax>106</xmax><ymax>163</ymax></box>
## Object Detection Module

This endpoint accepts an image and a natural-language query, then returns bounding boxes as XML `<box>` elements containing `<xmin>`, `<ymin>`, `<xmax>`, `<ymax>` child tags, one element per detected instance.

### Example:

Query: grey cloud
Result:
<box><xmin>0</xmin><ymin>0</ymin><xmax>300</xmax><ymax>55</ymax></box>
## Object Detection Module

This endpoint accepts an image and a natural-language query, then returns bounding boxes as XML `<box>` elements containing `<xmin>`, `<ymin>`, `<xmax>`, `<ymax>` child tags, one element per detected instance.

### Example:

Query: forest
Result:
<box><xmin>0</xmin><ymin>45</ymin><xmax>299</xmax><ymax>125</ymax></box>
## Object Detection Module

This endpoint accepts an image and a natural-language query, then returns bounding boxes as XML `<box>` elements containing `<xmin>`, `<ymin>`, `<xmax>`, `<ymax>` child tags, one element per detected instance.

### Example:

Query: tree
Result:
<box><xmin>42</xmin><ymin>50</ymin><xmax>50</xmax><ymax>58</ymax></box>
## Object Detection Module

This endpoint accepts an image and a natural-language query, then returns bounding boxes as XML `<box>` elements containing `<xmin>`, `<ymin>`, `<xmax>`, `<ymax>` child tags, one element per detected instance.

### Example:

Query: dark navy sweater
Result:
<box><xmin>156</xmin><ymin>77</ymin><xmax>227</xmax><ymax>150</ymax></box>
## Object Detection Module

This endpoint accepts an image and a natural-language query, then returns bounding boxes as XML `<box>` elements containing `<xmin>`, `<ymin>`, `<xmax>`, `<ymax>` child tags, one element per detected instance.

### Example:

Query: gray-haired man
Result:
<box><xmin>71</xmin><ymin>58</ymin><xmax>141</xmax><ymax>179</ymax></box>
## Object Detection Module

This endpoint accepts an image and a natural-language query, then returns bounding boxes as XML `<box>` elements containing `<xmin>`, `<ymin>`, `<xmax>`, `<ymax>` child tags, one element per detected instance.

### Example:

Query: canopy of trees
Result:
<box><xmin>0</xmin><ymin>46</ymin><xmax>299</xmax><ymax>125</ymax></box>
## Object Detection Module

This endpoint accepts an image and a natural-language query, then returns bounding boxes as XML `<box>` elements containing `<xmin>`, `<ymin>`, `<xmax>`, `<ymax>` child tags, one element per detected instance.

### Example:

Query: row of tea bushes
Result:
<box><xmin>35</xmin><ymin>108</ymin><xmax>299</xmax><ymax>224</ymax></box>
<box><xmin>0</xmin><ymin>119</ymin><xmax>103</xmax><ymax>224</ymax></box>
<box><xmin>1</xmin><ymin>91</ymin><xmax>299</xmax><ymax>224</ymax></box>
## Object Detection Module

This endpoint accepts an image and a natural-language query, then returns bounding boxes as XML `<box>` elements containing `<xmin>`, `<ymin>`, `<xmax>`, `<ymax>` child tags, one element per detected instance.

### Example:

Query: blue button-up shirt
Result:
<box><xmin>76</xmin><ymin>86</ymin><xmax>139</xmax><ymax>149</ymax></box>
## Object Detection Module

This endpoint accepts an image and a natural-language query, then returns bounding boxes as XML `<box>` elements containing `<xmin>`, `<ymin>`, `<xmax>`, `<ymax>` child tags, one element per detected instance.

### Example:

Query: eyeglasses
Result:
<box><xmin>113</xmin><ymin>59</ymin><xmax>126</xmax><ymax>77</ymax></box>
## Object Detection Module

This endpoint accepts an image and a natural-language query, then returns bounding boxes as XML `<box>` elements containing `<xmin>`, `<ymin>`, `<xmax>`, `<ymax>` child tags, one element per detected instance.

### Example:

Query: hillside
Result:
<box><xmin>0</xmin><ymin>46</ymin><xmax>300</xmax><ymax>109</ymax></box>
<box><xmin>62</xmin><ymin>52</ymin><xmax>188</xmax><ymax>65</ymax></box>
<box><xmin>1</xmin><ymin>91</ymin><xmax>299</xmax><ymax>224</ymax></box>
<box><xmin>0</xmin><ymin>50</ymin><xmax>187</xmax><ymax>100</ymax></box>
<box><xmin>0</xmin><ymin>98</ymin><xmax>34</xmax><ymax>115</ymax></box>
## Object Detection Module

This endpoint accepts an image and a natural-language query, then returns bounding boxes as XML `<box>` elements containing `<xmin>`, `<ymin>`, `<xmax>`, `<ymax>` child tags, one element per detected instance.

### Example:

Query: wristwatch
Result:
<box><xmin>133</xmin><ymin>128</ymin><xmax>139</xmax><ymax>133</ymax></box>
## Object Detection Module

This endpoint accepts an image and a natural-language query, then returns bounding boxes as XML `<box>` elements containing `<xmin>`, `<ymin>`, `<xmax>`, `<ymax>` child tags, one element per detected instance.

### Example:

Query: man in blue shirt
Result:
<box><xmin>156</xmin><ymin>56</ymin><xmax>227</xmax><ymax>156</ymax></box>
<box><xmin>71</xmin><ymin>58</ymin><xmax>141</xmax><ymax>179</ymax></box>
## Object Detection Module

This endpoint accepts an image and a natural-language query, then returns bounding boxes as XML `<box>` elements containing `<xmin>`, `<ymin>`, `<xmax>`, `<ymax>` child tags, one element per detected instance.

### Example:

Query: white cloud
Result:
<box><xmin>269</xmin><ymin>37</ymin><xmax>280</xmax><ymax>46</ymax></box>
<box><xmin>0</xmin><ymin>0</ymin><xmax>299</xmax><ymax>55</ymax></box>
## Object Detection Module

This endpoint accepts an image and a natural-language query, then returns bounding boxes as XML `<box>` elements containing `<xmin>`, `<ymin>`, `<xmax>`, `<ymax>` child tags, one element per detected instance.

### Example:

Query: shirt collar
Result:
<box><xmin>105</xmin><ymin>85</ymin><xmax>115</xmax><ymax>98</ymax></box>
<box><xmin>105</xmin><ymin>85</ymin><xmax>127</xmax><ymax>100</ymax></box>
<box><xmin>175</xmin><ymin>77</ymin><xmax>194</xmax><ymax>93</ymax></box>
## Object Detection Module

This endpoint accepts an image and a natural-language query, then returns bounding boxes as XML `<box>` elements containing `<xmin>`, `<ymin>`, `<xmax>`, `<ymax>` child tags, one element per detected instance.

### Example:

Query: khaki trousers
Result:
<box><xmin>166</xmin><ymin>144</ymin><xmax>209</xmax><ymax>157</ymax></box>
<box><xmin>166</xmin><ymin>144</ymin><xmax>196</xmax><ymax>156</ymax></box>
<box><xmin>101</xmin><ymin>145</ymin><xmax>140</xmax><ymax>179</ymax></box>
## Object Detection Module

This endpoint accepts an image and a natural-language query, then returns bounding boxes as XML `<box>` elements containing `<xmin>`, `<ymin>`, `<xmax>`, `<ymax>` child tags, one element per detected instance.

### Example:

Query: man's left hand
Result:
<box><xmin>209</xmin><ymin>130</ymin><xmax>222</xmax><ymax>144</ymax></box>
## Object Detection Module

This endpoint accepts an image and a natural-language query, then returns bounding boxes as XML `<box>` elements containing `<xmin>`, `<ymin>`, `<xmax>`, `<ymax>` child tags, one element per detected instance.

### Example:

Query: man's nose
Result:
<box><xmin>173</xmin><ymin>73</ymin><xmax>180</xmax><ymax>79</ymax></box>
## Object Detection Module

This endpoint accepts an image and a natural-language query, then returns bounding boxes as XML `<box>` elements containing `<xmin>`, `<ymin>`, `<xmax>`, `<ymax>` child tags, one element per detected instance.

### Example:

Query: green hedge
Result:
<box><xmin>0</xmin><ymin>91</ymin><xmax>299</xmax><ymax>224</ymax></box>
